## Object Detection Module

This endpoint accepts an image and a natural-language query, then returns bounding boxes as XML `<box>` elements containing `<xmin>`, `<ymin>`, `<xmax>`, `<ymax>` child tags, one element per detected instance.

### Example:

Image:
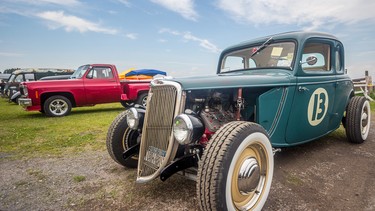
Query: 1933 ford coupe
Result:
<box><xmin>106</xmin><ymin>31</ymin><xmax>371</xmax><ymax>211</ymax></box>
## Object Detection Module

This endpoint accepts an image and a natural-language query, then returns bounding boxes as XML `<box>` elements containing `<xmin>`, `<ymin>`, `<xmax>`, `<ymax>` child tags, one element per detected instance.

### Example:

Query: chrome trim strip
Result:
<box><xmin>268</xmin><ymin>87</ymin><xmax>288</xmax><ymax>137</ymax></box>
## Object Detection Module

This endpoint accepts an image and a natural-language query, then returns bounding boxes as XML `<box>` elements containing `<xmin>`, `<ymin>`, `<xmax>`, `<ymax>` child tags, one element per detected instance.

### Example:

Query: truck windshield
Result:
<box><xmin>70</xmin><ymin>65</ymin><xmax>89</xmax><ymax>79</ymax></box>
<box><xmin>220</xmin><ymin>41</ymin><xmax>296</xmax><ymax>73</ymax></box>
<box><xmin>8</xmin><ymin>74</ymin><xmax>16</xmax><ymax>82</ymax></box>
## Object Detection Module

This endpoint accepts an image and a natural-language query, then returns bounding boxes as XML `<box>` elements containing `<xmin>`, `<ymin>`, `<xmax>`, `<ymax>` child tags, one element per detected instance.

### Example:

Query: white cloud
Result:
<box><xmin>183</xmin><ymin>33</ymin><xmax>221</xmax><ymax>53</ymax></box>
<box><xmin>216</xmin><ymin>0</ymin><xmax>375</xmax><ymax>30</ymax></box>
<box><xmin>36</xmin><ymin>11</ymin><xmax>117</xmax><ymax>34</ymax></box>
<box><xmin>159</xmin><ymin>28</ymin><xmax>221</xmax><ymax>53</ymax></box>
<box><xmin>126</xmin><ymin>33</ymin><xmax>138</xmax><ymax>40</ymax></box>
<box><xmin>116</xmin><ymin>0</ymin><xmax>131</xmax><ymax>7</ymax></box>
<box><xmin>150</xmin><ymin>0</ymin><xmax>198</xmax><ymax>21</ymax></box>
<box><xmin>158</xmin><ymin>28</ymin><xmax>180</xmax><ymax>35</ymax></box>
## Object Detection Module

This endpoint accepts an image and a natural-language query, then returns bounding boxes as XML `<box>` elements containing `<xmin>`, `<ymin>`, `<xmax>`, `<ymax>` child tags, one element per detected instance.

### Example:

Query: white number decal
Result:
<box><xmin>308</xmin><ymin>88</ymin><xmax>328</xmax><ymax>126</ymax></box>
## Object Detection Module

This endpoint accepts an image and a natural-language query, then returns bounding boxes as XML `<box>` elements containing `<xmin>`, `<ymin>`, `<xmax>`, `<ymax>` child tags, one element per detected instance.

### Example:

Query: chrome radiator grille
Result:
<box><xmin>137</xmin><ymin>83</ymin><xmax>181</xmax><ymax>180</ymax></box>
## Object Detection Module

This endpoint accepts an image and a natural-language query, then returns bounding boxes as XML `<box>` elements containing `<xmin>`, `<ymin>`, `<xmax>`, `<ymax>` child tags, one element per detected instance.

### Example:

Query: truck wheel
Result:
<box><xmin>136</xmin><ymin>93</ymin><xmax>148</xmax><ymax>107</ymax></box>
<box><xmin>44</xmin><ymin>95</ymin><xmax>72</xmax><ymax>117</ymax></box>
<box><xmin>197</xmin><ymin>121</ymin><xmax>273</xmax><ymax>211</ymax></box>
<box><xmin>345</xmin><ymin>96</ymin><xmax>371</xmax><ymax>143</ymax></box>
<box><xmin>106</xmin><ymin>110</ymin><xmax>139</xmax><ymax>168</ymax></box>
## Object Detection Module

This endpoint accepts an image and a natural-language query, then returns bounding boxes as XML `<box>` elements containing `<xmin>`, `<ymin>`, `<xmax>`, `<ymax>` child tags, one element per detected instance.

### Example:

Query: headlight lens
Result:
<box><xmin>126</xmin><ymin>108</ymin><xmax>139</xmax><ymax>129</ymax></box>
<box><xmin>23</xmin><ymin>86</ymin><xmax>28</xmax><ymax>96</ymax></box>
<box><xmin>173</xmin><ymin>114</ymin><xmax>193</xmax><ymax>145</ymax></box>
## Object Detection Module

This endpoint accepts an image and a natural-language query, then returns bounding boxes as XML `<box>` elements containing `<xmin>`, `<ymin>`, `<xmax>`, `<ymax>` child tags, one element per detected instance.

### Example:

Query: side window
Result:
<box><xmin>25</xmin><ymin>73</ymin><xmax>35</xmax><ymax>81</ymax></box>
<box><xmin>222</xmin><ymin>56</ymin><xmax>244</xmax><ymax>72</ymax></box>
<box><xmin>302</xmin><ymin>43</ymin><xmax>331</xmax><ymax>72</ymax></box>
<box><xmin>335</xmin><ymin>46</ymin><xmax>343</xmax><ymax>73</ymax></box>
<box><xmin>248</xmin><ymin>59</ymin><xmax>256</xmax><ymax>68</ymax></box>
<box><xmin>87</xmin><ymin>67</ymin><xmax>113</xmax><ymax>79</ymax></box>
<box><xmin>14</xmin><ymin>74</ymin><xmax>24</xmax><ymax>82</ymax></box>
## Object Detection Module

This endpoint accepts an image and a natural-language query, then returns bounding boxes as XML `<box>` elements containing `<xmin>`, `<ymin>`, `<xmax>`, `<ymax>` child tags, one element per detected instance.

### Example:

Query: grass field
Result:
<box><xmin>1</xmin><ymin>95</ymin><xmax>374</xmax><ymax>159</ymax></box>
<box><xmin>0</xmin><ymin>99</ymin><xmax>124</xmax><ymax>158</ymax></box>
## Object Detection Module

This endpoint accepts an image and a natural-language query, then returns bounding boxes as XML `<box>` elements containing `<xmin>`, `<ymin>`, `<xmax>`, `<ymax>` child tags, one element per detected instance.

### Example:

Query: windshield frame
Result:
<box><xmin>218</xmin><ymin>40</ymin><xmax>297</xmax><ymax>74</ymax></box>
<box><xmin>70</xmin><ymin>65</ymin><xmax>89</xmax><ymax>79</ymax></box>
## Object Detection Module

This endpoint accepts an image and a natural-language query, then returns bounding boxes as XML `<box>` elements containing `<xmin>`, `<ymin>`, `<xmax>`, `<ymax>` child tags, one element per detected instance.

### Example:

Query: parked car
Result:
<box><xmin>106</xmin><ymin>31</ymin><xmax>371</xmax><ymax>211</ymax></box>
<box><xmin>3</xmin><ymin>68</ymin><xmax>74</xmax><ymax>103</ymax></box>
<box><xmin>0</xmin><ymin>74</ymin><xmax>11</xmax><ymax>96</ymax></box>
<box><xmin>18</xmin><ymin>64</ymin><xmax>166</xmax><ymax>116</ymax></box>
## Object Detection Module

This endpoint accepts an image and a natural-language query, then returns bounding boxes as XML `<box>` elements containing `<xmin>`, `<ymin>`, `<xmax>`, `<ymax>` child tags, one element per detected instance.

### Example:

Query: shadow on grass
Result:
<box><xmin>17</xmin><ymin>107</ymin><xmax>125</xmax><ymax>119</ymax></box>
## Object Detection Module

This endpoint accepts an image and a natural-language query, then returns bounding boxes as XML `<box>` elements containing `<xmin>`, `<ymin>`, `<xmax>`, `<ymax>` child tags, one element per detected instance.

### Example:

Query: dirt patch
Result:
<box><xmin>1</xmin><ymin>114</ymin><xmax>374</xmax><ymax>211</ymax></box>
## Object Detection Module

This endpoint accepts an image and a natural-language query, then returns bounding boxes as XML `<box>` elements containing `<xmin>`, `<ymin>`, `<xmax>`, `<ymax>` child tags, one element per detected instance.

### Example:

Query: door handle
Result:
<box><xmin>298</xmin><ymin>86</ymin><xmax>309</xmax><ymax>92</ymax></box>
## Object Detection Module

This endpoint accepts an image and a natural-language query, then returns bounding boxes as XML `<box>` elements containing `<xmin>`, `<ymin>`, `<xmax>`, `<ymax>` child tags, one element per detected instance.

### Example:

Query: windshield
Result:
<box><xmin>70</xmin><ymin>65</ymin><xmax>89</xmax><ymax>79</ymax></box>
<box><xmin>8</xmin><ymin>74</ymin><xmax>16</xmax><ymax>82</ymax></box>
<box><xmin>220</xmin><ymin>41</ymin><xmax>296</xmax><ymax>73</ymax></box>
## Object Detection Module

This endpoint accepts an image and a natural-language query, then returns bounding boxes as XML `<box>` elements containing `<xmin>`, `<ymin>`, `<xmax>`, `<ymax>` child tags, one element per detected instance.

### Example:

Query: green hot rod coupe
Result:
<box><xmin>106</xmin><ymin>31</ymin><xmax>371</xmax><ymax>210</ymax></box>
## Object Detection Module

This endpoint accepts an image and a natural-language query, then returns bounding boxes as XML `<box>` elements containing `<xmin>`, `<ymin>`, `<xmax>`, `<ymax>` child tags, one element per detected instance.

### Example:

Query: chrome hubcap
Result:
<box><xmin>142</xmin><ymin>96</ymin><xmax>147</xmax><ymax>107</ymax></box>
<box><xmin>238</xmin><ymin>157</ymin><xmax>261</xmax><ymax>194</ymax></box>
<box><xmin>49</xmin><ymin>99</ymin><xmax>68</xmax><ymax>115</ymax></box>
<box><xmin>361</xmin><ymin>108</ymin><xmax>369</xmax><ymax>135</ymax></box>
<box><xmin>231</xmin><ymin>144</ymin><xmax>268</xmax><ymax>210</ymax></box>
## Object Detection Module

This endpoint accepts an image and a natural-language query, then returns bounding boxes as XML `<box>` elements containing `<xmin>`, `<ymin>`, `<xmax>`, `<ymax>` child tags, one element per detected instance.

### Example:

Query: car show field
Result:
<box><xmin>0</xmin><ymin>99</ymin><xmax>374</xmax><ymax>210</ymax></box>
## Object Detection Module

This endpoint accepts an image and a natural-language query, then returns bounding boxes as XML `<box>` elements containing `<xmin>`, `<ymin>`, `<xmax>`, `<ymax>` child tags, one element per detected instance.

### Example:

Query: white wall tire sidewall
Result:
<box><xmin>361</xmin><ymin>100</ymin><xmax>371</xmax><ymax>140</ymax></box>
<box><xmin>225</xmin><ymin>132</ymin><xmax>274</xmax><ymax>211</ymax></box>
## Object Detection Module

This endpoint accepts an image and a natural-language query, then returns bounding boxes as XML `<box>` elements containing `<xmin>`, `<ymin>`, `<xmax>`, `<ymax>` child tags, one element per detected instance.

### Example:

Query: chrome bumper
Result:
<box><xmin>18</xmin><ymin>98</ymin><xmax>32</xmax><ymax>107</ymax></box>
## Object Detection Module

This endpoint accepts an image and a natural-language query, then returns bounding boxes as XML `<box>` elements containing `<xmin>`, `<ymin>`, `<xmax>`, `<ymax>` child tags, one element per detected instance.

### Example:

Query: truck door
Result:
<box><xmin>83</xmin><ymin>66</ymin><xmax>122</xmax><ymax>104</ymax></box>
<box><xmin>286</xmin><ymin>40</ymin><xmax>337</xmax><ymax>144</ymax></box>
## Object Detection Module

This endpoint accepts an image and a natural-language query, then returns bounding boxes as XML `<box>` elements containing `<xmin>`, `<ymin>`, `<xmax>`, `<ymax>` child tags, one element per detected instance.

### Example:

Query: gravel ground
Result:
<box><xmin>1</xmin><ymin>114</ymin><xmax>374</xmax><ymax>211</ymax></box>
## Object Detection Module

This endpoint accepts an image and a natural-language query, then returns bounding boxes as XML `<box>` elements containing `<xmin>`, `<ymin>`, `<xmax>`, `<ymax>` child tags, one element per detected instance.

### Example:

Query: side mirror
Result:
<box><xmin>86</xmin><ymin>74</ymin><xmax>93</xmax><ymax>79</ymax></box>
<box><xmin>300</xmin><ymin>56</ymin><xmax>318</xmax><ymax>66</ymax></box>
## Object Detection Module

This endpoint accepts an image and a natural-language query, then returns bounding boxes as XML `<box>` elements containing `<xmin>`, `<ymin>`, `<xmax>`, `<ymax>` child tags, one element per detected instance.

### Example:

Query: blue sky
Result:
<box><xmin>0</xmin><ymin>0</ymin><xmax>374</xmax><ymax>78</ymax></box>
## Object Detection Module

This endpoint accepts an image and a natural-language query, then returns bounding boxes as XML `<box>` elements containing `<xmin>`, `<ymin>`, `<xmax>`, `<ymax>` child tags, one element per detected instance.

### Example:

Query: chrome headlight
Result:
<box><xmin>173</xmin><ymin>114</ymin><xmax>204</xmax><ymax>145</ymax></box>
<box><xmin>126</xmin><ymin>108</ymin><xmax>140</xmax><ymax>129</ymax></box>
<box><xmin>23</xmin><ymin>85</ymin><xmax>28</xmax><ymax>96</ymax></box>
<box><xmin>126</xmin><ymin>107</ymin><xmax>145</xmax><ymax>130</ymax></box>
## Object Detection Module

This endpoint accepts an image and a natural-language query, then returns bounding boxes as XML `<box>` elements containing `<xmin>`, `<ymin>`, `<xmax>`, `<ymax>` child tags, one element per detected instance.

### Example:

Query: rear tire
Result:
<box><xmin>44</xmin><ymin>95</ymin><xmax>72</xmax><ymax>117</ymax></box>
<box><xmin>197</xmin><ymin>121</ymin><xmax>274</xmax><ymax>211</ymax></box>
<box><xmin>345</xmin><ymin>96</ymin><xmax>371</xmax><ymax>143</ymax></box>
<box><xmin>106</xmin><ymin>110</ymin><xmax>140</xmax><ymax>168</ymax></box>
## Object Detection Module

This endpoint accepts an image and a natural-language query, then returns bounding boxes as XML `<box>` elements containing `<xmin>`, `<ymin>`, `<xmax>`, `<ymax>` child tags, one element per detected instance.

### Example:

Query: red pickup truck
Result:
<box><xmin>18</xmin><ymin>64</ymin><xmax>159</xmax><ymax>117</ymax></box>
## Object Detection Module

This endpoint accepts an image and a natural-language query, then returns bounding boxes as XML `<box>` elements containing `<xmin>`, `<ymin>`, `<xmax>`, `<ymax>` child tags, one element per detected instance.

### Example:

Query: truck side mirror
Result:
<box><xmin>300</xmin><ymin>56</ymin><xmax>318</xmax><ymax>66</ymax></box>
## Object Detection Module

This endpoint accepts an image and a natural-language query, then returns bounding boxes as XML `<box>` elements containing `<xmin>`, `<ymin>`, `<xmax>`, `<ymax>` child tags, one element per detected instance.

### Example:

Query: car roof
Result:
<box><xmin>223</xmin><ymin>31</ymin><xmax>338</xmax><ymax>52</ymax></box>
<box><xmin>12</xmin><ymin>68</ymin><xmax>75</xmax><ymax>75</ymax></box>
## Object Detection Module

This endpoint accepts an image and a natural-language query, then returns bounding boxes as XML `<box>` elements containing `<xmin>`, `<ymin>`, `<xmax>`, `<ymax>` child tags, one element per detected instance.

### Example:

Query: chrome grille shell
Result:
<box><xmin>136</xmin><ymin>80</ymin><xmax>185</xmax><ymax>183</ymax></box>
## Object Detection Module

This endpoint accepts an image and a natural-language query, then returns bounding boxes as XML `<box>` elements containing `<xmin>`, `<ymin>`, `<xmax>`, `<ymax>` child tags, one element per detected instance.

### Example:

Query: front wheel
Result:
<box><xmin>44</xmin><ymin>95</ymin><xmax>72</xmax><ymax>117</ymax></box>
<box><xmin>197</xmin><ymin>121</ymin><xmax>274</xmax><ymax>211</ymax></box>
<box><xmin>106</xmin><ymin>110</ymin><xmax>140</xmax><ymax>168</ymax></box>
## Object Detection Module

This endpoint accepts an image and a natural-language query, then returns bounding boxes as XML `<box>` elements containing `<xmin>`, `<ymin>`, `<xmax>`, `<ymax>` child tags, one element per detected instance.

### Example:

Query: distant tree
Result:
<box><xmin>3</xmin><ymin>68</ymin><xmax>20</xmax><ymax>74</ymax></box>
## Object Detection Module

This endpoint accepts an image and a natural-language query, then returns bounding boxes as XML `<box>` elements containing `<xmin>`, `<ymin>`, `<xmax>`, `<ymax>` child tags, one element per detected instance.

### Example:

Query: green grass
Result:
<box><xmin>73</xmin><ymin>175</ymin><xmax>86</xmax><ymax>182</ymax></box>
<box><xmin>0</xmin><ymin>98</ymin><xmax>124</xmax><ymax>158</ymax></box>
<box><xmin>369</xmin><ymin>91</ymin><xmax>375</xmax><ymax>111</ymax></box>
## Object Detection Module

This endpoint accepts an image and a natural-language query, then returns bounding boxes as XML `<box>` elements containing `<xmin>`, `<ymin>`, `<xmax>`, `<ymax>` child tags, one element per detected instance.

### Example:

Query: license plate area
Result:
<box><xmin>144</xmin><ymin>146</ymin><xmax>166</xmax><ymax>169</ymax></box>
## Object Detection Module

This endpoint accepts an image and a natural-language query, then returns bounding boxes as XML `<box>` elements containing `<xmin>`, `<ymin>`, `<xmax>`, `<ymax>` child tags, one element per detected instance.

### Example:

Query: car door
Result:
<box><xmin>83</xmin><ymin>66</ymin><xmax>122</xmax><ymax>104</ymax></box>
<box><xmin>286</xmin><ymin>39</ymin><xmax>337</xmax><ymax>144</ymax></box>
